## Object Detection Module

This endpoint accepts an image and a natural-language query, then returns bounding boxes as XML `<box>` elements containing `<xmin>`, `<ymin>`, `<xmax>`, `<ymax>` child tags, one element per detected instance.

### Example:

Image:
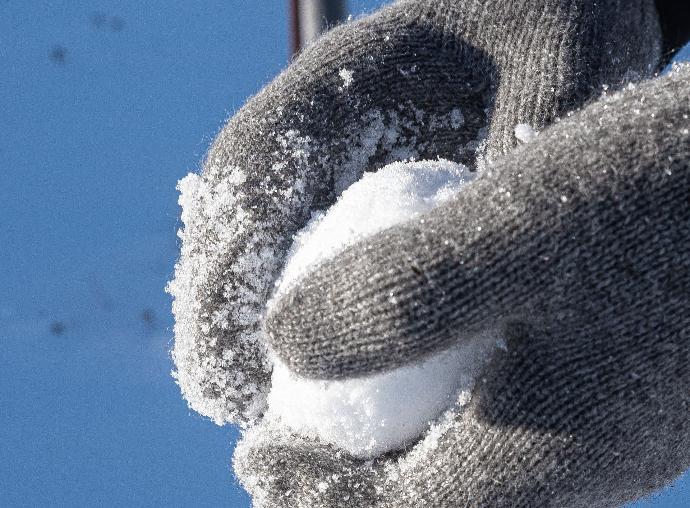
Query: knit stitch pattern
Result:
<box><xmin>251</xmin><ymin>64</ymin><xmax>690</xmax><ymax>508</ymax></box>
<box><xmin>169</xmin><ymin>0</ymin><xmax>662</xmax><ymax>425</ymax></box>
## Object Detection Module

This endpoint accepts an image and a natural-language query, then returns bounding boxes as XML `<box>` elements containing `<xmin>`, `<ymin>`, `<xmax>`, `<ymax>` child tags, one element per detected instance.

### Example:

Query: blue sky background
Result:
<box><xmin>0</xmin><ymin>1</ymin><xmax>687</xmax><ymax>506</ymax></box>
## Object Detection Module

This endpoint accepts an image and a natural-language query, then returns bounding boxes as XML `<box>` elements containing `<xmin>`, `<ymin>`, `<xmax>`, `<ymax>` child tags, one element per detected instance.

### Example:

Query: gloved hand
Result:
<box><xmin>166</xmin><ymin>0</ymin><xmax>689</xmax><ymax>506</ymax></box>
<box><xmin>253</xmin><ymin>65</ymin><xmax>690</xmax><ymax>507</ymax></box>
<box><xmin>169</xmin><ymin>0</ymin><xmax>661</xmax><ymax>425</ymax></box>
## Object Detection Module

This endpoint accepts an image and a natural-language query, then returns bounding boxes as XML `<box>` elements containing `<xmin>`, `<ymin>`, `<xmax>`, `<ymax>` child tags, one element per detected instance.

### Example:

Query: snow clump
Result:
<box><xmin>272</xmin><ymin>159</ymin><xmax>472</xmax><ymax>300</ymax></box>
<box><xmin>266</xmin><ymin>159</ymin><xmax>503</xmax><ymax>458</ymax></box>
<box><xmin>514</xmin><ymin>123</ymin><xmax>538</xmax><ymax>143</ymax></box>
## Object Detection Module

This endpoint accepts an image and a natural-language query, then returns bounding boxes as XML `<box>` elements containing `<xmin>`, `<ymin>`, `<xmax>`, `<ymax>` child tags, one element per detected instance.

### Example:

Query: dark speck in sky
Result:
<box><xmin>110</xmin><ymin>16</ymin><xmax>125</xmax><ymax>32</ymax></box>
<box><xmin>90</xmin><ymin>12</ymin><xmax>125</xmax><ymax>32</ymax></box>
<box><xmin>89</xmin><ymin>12</ymin><xmax>107</xmax><ymax>28</ymax></box>
<box><xmin>141</xmin><ymin>308</ymin><xmax>156</xmax><ymax>330</ymax></box>
<box><xmin>49</xmin><ymin>45</ymin><xmax>67</xmax><ymax>64</ymax></box>
<box><xmin>50</xmin><ymin>321</ymin><xmax>66</xmax><ymax>336</ymax></box>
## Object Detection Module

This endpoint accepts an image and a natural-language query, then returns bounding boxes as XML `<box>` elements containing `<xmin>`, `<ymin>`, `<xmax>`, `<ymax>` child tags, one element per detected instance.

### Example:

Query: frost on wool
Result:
<box><xmin>168</xmin><ymin>103</ymin><xmax>482</xmax><ymax>426</ymax></box>
<box><xmin>339</xmin><ymin>68</ymin><xmax>354</xmax><ymax>89</ymax></box>
<box><xmin>266</xmin><ymin>160</ymin><xmax>504</xmax><ymax>458</ymax></box>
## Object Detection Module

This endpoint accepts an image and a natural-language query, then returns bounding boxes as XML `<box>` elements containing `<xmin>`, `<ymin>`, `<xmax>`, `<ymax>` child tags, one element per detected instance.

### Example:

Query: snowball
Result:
<box><xmin>272</xmin><ymin>159</ymin><xmax>474</xmax><ymax>300</ymax></box>
<box><xmin>266</xmin><ymin>159</ymin><xmax>502</xmax><ymax>458</ymax></box>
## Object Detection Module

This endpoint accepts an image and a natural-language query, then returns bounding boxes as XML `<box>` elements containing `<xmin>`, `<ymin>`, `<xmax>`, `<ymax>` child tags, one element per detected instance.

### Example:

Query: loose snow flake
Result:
<box><xmin>339</xmin><ymin>68</ymin><xmax>354</xmax><ymax>88</ymax></box>
<box><xmin>514</xmin><ymin>123</ymin><xmax>539</xmax><ymax>143</ymax></box>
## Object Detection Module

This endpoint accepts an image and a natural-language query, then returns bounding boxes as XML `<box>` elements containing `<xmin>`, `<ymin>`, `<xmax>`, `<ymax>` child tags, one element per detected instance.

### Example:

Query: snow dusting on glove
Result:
<box><xmin>168</xmin><ymin>0</ymin><xmax>661</xmax><ymax>427</ymax></box>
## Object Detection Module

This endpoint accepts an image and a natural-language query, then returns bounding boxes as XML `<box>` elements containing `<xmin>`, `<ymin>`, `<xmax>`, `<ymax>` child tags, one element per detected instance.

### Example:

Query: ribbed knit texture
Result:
<box><xmin>169</xmin><ymin>0</ymin><xmax>662</xmax><ymax>425</ymax></box>
<box><xmin>246</xmin><ymin>64</ymin><xmax>690</xmax><ymax>508</ymax></box>
<box><xmin>266</xmin><ymin>64</ymin><xmax>690</xmax><ymax>379</ymax></box>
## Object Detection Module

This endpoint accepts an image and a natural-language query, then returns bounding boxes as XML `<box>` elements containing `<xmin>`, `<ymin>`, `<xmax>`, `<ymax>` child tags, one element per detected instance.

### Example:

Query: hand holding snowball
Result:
<box><xmin>168</xmin><ymin>0</ymin><xmax>690</xmax><ymax>506</ymax></box>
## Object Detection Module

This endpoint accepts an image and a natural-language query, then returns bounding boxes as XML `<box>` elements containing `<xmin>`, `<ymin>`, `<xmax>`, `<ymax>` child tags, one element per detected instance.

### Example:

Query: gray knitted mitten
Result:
<box><xmin>169</xmin><ymin>0</ymin><xmax>661</xmax><ymax>425</ymax></box>
<box><xmin>252</xmin><ymin>64</ymin><xmax>690</xmax><ymax>508</ymax></box>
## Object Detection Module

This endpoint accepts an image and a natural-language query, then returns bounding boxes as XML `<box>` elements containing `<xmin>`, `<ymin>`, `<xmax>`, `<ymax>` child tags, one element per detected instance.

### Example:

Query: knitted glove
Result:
<box><xmin>168</xmin><ymin>0</ymin><xmax>662</xmax><ymax>425</ymax></box>
<box><xmin>251</xmin><ymin>63</ymin><xmax>690</xmax><ymax>508</ymax></box>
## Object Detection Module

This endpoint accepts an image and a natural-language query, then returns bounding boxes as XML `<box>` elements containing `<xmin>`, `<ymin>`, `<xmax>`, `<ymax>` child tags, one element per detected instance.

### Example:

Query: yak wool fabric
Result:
<box><xmin>169</xmin><ymin>0</ymin><xmax>662</xmax><ymax>426</ymax></box>
<box><xmin>251</xmin><ymin>64</ymin><xmax>690</xmax><ymax>508</ymax></box>
<box><xmin>266</xmin><ymin>62</ymin><xmax>690</xmax><ymax>379</ymax></box>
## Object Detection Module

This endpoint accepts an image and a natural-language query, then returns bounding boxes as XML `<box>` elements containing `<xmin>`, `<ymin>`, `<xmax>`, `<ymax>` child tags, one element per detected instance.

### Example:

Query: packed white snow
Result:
<box><xmin>339</xmin><ymin>68</ymin><xmax>354</xmax><ymax>88</ymax></box>
<box><xmin>268</xmin><ymin>330</ymin><xmax>501</xmax><ymax>459</ymax></box>
<box><xmin>266</xmin><ymin>159</ymin><xmax>503</xmax><ymax>458</ymax></box>
<box><xmin>272</xmin><ymin>159</ymin><xmax>473</xmax><ymax>300</ymax></box>
<box><xmin>514</xmin><ymin>123</ymin><xmax>538</xmax><ymax>143</ymax></box>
